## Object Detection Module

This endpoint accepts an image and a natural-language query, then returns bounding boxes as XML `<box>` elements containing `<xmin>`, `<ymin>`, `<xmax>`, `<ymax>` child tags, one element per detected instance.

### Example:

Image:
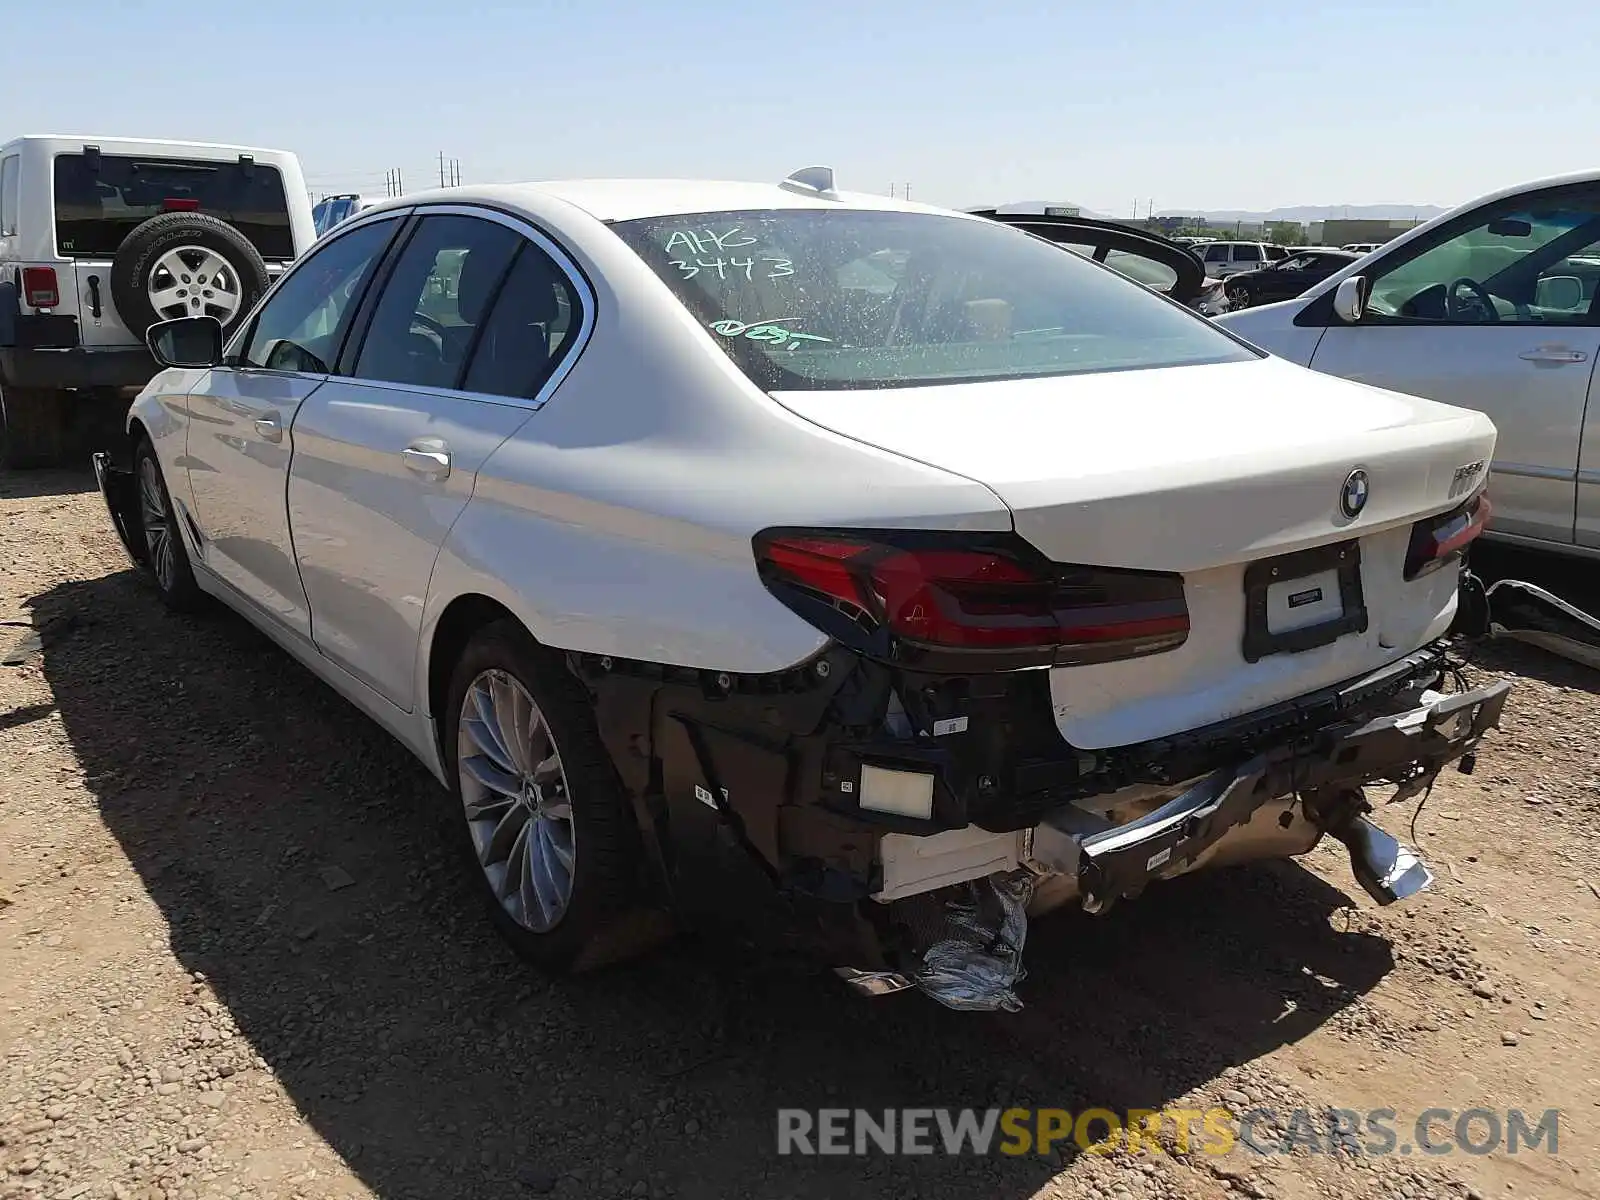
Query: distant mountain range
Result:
<box><xmin>1149</xmin><ymin>204</ymin><xmax>1450</xmax><ymax>223</ymax></box>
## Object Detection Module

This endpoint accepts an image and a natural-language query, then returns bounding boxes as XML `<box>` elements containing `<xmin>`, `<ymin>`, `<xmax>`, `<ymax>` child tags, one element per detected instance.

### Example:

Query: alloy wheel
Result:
<box><xmin>456</xmin><ymin>669</ymin><xmax>577</xmax><ymax>932</ymax></box>
<box><xmin>147</xmin><ymin>245</ymin><xmax>244</xmax><ymax>324</ymax></box>
<box><xmin>138</xmin><ymin>456</ymin><xmax>178</xmax><ymax>592</ymax></box>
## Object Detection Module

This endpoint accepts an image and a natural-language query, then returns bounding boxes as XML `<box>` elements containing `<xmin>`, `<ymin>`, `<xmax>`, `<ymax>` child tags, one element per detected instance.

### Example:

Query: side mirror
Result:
<box><xmin>147</xmin><ymin>316</ymin><xmax>224</xmax><ymax>369</ymax></box>
<box><xmin>1332</xmin><ymin>275</ymin><xmax>1369</xmax><ymax>324</ymax></box>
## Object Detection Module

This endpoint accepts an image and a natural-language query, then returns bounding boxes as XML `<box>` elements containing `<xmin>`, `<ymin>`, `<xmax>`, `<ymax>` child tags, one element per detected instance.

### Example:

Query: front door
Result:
<box><xmin>183</xmin><ymin>215</ymin><xmax>403</xmax><ymax>636</ymax></box>
<box><xmin>1309</xmin><ymin>184</ymin><xmax>1600</xmax><ymax>546</ymax></box>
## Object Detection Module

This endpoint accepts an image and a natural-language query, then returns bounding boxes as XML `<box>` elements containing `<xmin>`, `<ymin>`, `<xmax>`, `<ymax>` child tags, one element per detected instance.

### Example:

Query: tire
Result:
<box><xmin>132</xmin><ymin>436</ymin><xmax>204</xmax><ymax>611</ymax></box>
<box><xmin>1226</xmin><ymin>283</ymin><xmax>1252</xmax><ymax>311</ymax></box>
<box><xmin>0</xmin><ymin>382</ymin><xmax>70</xmax><ymax>469</ymax></box>
<box><xmin>443</xmin><ymin>619</ymin><xmax>640</xmax><ymax>969</ymax></box>
<box><xmin>110</xmin><ymin>213</ymin><xmax>270</xmax><ymax>337</ymax></box>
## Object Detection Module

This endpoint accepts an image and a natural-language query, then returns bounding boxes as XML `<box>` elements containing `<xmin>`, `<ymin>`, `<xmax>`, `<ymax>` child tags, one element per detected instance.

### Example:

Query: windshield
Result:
<box><xmin>611</xmin><ymin>209</ymin><xmax>1255</xmax><ymax>390</ymax></box>
<box><xmin>54</xmin><ymin>153</ymin><xmax>292</xmax><ymax>259</ymax></box>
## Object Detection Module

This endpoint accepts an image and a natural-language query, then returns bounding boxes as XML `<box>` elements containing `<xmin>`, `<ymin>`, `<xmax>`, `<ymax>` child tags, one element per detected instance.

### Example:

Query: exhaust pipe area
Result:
<box><xmin>1313</xmin><ymin>787</ymin><xmax>1434</xmax><ymax>906</ymax></box>
<box><xmin>1334</xmin><ymin>813</ymin><xmax>1434</xmax><ymax>905</ymax></box>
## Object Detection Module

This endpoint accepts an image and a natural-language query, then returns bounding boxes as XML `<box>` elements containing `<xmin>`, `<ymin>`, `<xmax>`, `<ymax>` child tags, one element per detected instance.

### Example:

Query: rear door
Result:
<box><xmin>286</xmin><ymin>209</ymin><xmax>584</xmax><ymax>710</ymax></box>
<box><xmin>1308</xmin><ymin>184</ymin><xmax>1600</xmax><ymax>547</ymax></box>
<box><xmin>183</xmin><ymin>215</ymin><xmax>403</xmax><ymax>636</ymax></box>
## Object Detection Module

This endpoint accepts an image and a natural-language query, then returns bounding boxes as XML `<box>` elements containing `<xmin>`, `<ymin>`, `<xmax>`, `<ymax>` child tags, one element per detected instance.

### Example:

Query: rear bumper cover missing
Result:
<box><xmin>575</xmin><ymin>637</ymin><xmax>1508</xmax><ymax>970</ymax></box>
<box><xmin>1063</xmin><ymin>677</ymin><xmax>1510</xmax><ymax>909</ymax></box>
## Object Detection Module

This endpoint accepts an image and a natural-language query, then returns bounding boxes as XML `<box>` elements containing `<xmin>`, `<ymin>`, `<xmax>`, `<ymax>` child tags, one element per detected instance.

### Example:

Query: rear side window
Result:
<box><xmin>1234</xmin><ymin>244</ymin><xmax>1262</xmax><ymax>262</ymax></box>
<box><xmin>53</xmin><ymin>153</ymin><xmax>293</xmax><ymax>259</ymax></box>
<box><xmin>0</xmin><ymin>157</ymin><xmax>18</xmax><ymax>238</ymax></box>
<box><xmin>462</xmin><ymin>242</ymin><xmax>581</xmax><ymax>398</ymax></box>
<box><xmin>352</xmin><ymin>214</ymin><xmax>522</xmax><ymax>390</ymax></box>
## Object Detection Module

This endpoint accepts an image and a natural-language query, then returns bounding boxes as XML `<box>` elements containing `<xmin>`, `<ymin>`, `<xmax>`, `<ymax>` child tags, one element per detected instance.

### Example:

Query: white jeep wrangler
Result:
<box><xmin>0</xmin><ymin>135</ymin><xmax>315</xmax><ymax>467</ymax></box>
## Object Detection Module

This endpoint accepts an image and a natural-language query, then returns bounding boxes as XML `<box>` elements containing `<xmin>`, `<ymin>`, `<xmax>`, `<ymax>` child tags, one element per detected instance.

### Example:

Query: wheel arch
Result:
<box><xmin>425</xmin><ymin>591</ymin><xmax>524</xmax><ymax>740</ymax></box>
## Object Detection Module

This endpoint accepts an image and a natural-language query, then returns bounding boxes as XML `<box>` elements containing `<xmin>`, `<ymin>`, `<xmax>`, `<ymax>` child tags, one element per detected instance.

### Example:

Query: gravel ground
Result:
<box><xmin>3</xmin><ymin>467</ymin><xmax>1598</xmax><ymax>1200</ymax></box>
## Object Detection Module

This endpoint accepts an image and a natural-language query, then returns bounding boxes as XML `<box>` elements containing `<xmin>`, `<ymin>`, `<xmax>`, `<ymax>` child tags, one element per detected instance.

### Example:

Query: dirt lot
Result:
<box><xmin>3</xmin><ymin>468</ymin><xmax>1598</xmax><ymax>1200</ymax></box>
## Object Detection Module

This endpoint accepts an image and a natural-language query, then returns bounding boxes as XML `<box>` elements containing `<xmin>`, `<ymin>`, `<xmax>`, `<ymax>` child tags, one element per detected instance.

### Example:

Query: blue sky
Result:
<box><xmin>4</xmin><ymin>0</ymin><xmax>1597</xmax><ymax>214</ymax></box>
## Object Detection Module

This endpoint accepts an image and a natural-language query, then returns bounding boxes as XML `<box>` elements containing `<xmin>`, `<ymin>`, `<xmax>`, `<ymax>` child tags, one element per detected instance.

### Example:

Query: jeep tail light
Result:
<box><xmin>21</xmin><ymin>267</ymin><xmax>59</xmax><ymax>309</ymax></box>
<box><xmin>162</xmin><ymin>198</ymin><xmax>201</xmax><ymax>212</ymax></box>
<box><xmin>754</xmin><ymin>530</ymin><xmax>1189</xmax><ymax>669</ymax></box>
<box><xmin>1404</xmin><ymin>491</ymin><xmax>1492</xmax><ymax>580</ymax></box>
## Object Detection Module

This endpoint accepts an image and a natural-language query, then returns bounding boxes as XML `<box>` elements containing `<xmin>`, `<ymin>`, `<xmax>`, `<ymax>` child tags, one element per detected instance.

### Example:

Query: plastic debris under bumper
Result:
<box><xmin>1063</xmin><ymin>678</ymin><xmax>1512</xmax><ymax>911</ymax></box>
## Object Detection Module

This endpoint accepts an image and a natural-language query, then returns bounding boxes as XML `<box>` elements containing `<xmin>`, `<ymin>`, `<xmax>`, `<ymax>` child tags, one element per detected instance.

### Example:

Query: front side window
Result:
<box><xmin>1362</xmin><ymin>189</ymin><xmax>1600</xmax><ymax>325</ymax></box>
<box><xmin>237</xmin><ymin>217</ymin><xmax>399</xmax><ymax>372</ymax></box>
<box><xmin>612</xmin><ymin>209</ymin><xmax>1254</xmax><ymax>390</ymax></box>
<box><xmin>53</xmin><ymin>153</ymin><xmax>293</xmax><ymax>259</ymax></box>
<box><xmin>352</xmin><ymin>214</ymin><xmax>522</xmax><ymax>390</ymax></box>
<box><xmin>1204</xmin><ymin>244</ymin><xmax>1229</xmax><ymax>263</ymax></box>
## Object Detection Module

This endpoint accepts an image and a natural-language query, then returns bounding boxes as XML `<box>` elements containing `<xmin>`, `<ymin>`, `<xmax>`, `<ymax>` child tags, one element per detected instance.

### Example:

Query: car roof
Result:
<box><xmin>1</xmin><ymin>133</ymin><xmax>298</xmax><ymax>160</ymax></box>
<box><xmin>363</xmin><ymin>179</ymin><xmax>960</xmax><ymax>224</ymax></box>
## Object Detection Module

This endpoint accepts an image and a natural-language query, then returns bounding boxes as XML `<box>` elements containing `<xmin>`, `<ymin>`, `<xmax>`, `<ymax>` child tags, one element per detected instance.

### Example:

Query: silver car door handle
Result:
<box><xmin>253</xmin><ymin>413</ymin><xmax>283</xmax><ymax>443</ymax></box>
<box><xmin>401</xmin><ymin>443</ymin><xmax>452</xmax><ymax>479</ymax></box>
<box><xmin>1518</xmin><ymin>346</ymin><xmax>1588</xmax><ymax>364</ymax></box>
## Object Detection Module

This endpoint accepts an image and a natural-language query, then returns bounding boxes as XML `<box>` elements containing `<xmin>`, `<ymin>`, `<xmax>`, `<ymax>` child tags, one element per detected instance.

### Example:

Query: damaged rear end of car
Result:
<box><xmin>569</xmin><ymin>486</ymin><xmax>1508</xmax><ymax>1013</ymax></box>
<box><xmin>578</xmin><ymin>201</ymin><xmax>1517</xmax><ymax>1012</ymax></box>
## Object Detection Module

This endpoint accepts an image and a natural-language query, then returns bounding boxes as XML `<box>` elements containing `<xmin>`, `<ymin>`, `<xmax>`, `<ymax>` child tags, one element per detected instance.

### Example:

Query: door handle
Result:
<box><xmin>253</xmin><ymin>413</ymin><xmax>283</xmax><ymax>443</ymax></box>
<box><xmin>401</xmin><ymin>441</ymin><xmax>451</xmax><ymax>480</ymax></box>
<box><xmin>1518</xmin><ymin>346</ymin><xmax>1589</xmax><ymax>364</ymax></box>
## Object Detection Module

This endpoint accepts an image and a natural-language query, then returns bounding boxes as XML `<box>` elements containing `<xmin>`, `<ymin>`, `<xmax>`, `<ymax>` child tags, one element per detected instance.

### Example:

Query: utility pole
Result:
<box><xmin>889</xmin><ymin>183</ymin><xmax>896</xmax><ymax>198</ymax></box>
<box><xmin>451</xmin><ymin>159</ymin><xmax>461</xmax><ymax>186</ymax></box>
<box><xmin>439</xmin><ymin>151</ymin><xmax>448</xmax><ymax>188</ymax></box>
<box><xmin>904</xmin><ymin>183</ymin><xmax>911</xmax><ymax>201</ymax></box>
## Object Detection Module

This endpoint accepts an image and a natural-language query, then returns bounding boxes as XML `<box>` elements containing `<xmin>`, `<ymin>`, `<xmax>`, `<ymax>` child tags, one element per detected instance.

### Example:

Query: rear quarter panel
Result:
<box><xmin>415</xmin><ymin>208</ymin><xmax>1014</xmax><ymax>709</ymax></box>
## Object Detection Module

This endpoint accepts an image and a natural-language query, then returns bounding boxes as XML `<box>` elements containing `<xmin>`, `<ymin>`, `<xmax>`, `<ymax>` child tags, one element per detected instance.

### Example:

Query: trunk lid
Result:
<box><xmin>772</xmin><ymin>356</ymin><xmax>1497</xmax><ymax>749</ymax></box>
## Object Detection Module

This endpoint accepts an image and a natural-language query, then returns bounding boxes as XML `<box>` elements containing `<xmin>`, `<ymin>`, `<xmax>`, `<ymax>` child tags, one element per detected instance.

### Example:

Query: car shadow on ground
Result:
<box><xmin>0</xmin><ymin>464</ymin><xmax>101</xmax><ymax>502</ymax></box>
<box><xmin>28</xmin><ymin>570</ymin><xmax>1395</xmax><ymax>1200</ymax></box>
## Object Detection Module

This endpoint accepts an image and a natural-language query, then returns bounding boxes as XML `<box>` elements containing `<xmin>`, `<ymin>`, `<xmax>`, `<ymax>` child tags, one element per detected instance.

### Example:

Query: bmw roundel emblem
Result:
<box><xmin>1340</xmin><ymin>468</ymin><xmax>1370</xmax><ymax>519</ymax></box>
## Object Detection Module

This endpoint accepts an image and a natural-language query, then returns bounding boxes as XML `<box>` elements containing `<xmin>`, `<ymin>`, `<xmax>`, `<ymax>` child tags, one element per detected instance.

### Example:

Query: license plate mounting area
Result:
<box><xmin>1242</xmin><ymin>539</ymin><xmax>1367</xmax><ymax>663</ymax></box>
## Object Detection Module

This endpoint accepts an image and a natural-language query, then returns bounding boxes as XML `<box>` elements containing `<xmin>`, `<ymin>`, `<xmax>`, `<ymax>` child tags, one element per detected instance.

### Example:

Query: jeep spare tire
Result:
<box><xmin>110</xmin><ymin>213</ymin><xmax>270</xmax><ymax>337</ymax></box>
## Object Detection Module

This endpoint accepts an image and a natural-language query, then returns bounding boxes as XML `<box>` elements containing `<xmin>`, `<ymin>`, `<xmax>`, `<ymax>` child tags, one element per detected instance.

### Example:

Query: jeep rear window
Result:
<box><xmin>53</xmin><ymin>153</ymin><xmax>293</xmax><ymax>259</ymax></box>
<box><xmin>613</xmin><ymin>209</ymin><xmax>1255</xmax><ymax>391</ymax></box>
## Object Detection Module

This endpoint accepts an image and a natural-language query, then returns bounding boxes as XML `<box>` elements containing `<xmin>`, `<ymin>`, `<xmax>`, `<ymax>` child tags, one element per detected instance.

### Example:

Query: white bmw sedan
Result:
<box><xmin>94</xmin><ymin>169</ymin><xmax>1509</xmax><ymax>1009</ymax></box>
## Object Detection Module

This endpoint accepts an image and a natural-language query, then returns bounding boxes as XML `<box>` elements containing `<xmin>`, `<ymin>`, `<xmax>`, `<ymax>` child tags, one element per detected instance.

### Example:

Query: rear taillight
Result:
<box><xmin>1404</xmin><ymin>491</ymin><xmax>1492</xmax><ymax>580</ymax></box>
<box><xmin>162</xmin><ymin>197</ymin><xmax>201</xmax><ymax>212</ymax></box>
<box><xmin>21</xmin><ymin>267</ymin><xmax>59</xmax><ymax>308</ymax></box>
<box><xmin>754</xmin><ymin>530</ymin><xmax>1189</xmax><ymax>670</ymax></box>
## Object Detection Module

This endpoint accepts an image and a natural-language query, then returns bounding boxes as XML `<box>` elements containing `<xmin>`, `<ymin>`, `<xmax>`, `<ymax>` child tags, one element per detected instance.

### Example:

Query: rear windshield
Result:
<box><xmin>612</xmin><ymin>209</ymin><xmax>1254</xmax><ymax>390</ymax></box>
<box><xmin>53</xmin><ymin>153</ymin><xmax>292</xmax><ymax>259</ymax></box>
